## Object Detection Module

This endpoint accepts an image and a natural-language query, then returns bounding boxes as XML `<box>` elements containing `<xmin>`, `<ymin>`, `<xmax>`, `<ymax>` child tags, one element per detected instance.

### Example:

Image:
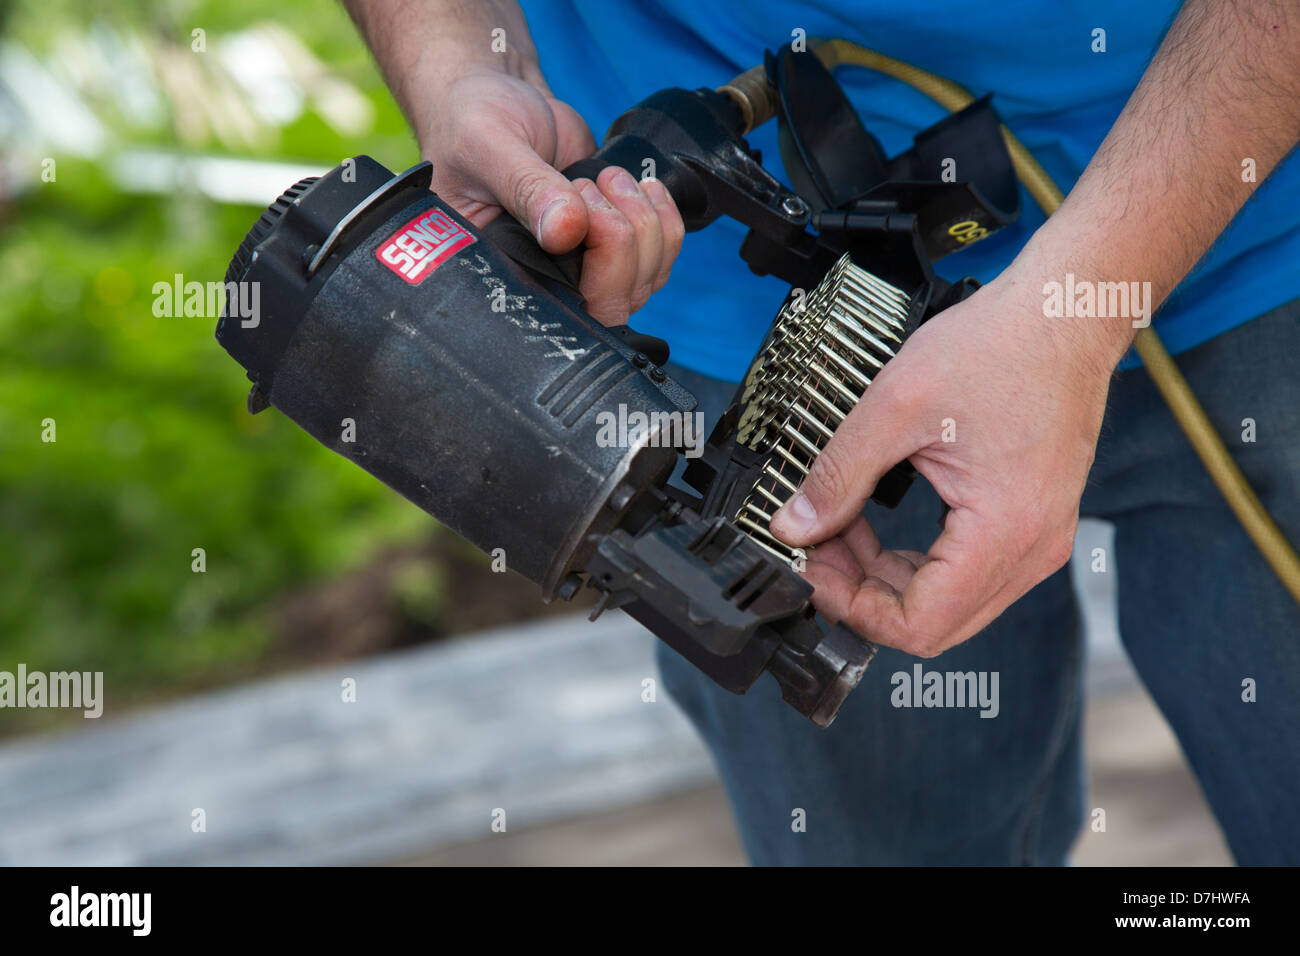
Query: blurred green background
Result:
<box><xmin>0</xmin><ymin>0</ymin><xmax>555</xmax><ymax>732</ymax></box>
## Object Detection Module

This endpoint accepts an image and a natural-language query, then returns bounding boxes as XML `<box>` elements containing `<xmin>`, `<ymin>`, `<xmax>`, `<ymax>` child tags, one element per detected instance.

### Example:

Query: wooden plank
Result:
<box><xmin>0</xmin><ymin>614</ymin><xmax>714</xmax><ymax>866</ymax></box>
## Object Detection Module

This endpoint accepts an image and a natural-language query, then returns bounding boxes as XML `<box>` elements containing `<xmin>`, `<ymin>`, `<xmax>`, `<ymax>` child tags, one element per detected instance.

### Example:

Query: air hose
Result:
<box><xmin>810</xmin><ymin>37</ymin><xmax>1300</xmax><ymax>607</ymax></box>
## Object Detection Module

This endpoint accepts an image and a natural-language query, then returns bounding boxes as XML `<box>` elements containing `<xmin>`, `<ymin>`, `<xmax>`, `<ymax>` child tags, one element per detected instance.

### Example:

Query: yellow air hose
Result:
<box><xmin>810</xmin><ymin>38</ymin><xmax>1300</xmax><ymax>606</ymax></box>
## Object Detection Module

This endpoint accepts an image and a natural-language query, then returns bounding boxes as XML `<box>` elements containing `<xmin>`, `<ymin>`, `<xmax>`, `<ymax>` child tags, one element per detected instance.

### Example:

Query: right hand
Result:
<box><xmin>415</xmin><ymin>68</ymin><xmax>684</xmax><ymax>326</ymax></box>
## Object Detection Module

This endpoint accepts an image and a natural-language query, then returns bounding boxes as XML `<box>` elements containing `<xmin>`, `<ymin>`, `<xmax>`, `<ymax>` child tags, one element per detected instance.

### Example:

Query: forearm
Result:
<box><xmin>1006</xmin><ymin>0</ymin><xmax>1300</xmax><ymax>370</ymax></box>
<box><xmin>342</xmin><ymin>0</ymin><xmax>548</xmax><ymax>135</ymax></box>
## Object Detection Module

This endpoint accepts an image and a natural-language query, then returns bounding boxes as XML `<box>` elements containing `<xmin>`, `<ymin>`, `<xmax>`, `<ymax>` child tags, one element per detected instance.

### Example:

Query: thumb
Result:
<box><xmin>769</xmin><ymin>384</ymin><xmax>919</xmax><ymax>547</ymax></box>
<box><xmin>478</xmin><ymin>135</ymin><xmax>590</xmax><ymax>255</ymax></box>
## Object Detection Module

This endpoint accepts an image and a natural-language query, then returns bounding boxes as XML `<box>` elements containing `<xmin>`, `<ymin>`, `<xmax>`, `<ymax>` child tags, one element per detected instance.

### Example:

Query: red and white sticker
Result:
<box><xmin>375</xmin><ymin>207</ymin><xmax>476</xmax><ymax>284</ymax></box>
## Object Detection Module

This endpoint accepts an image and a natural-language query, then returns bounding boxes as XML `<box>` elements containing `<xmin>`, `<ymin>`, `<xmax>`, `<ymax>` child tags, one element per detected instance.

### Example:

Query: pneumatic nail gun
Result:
<box><xmin>216</xmin><ymin>47</ymin><xmax>1020</xmax><ymax>726</ymax></box>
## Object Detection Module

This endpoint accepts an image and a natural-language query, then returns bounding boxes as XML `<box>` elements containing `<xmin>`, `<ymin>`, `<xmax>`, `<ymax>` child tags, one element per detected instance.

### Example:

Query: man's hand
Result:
<box><xmin>418</xmin><ymin>70</ymin><xmax>683</xmax><ymax>325</ymax></box>
<box><xmin>343</xmin><ymin>0</ymin><xmax>683</xmax><ymax>326</ymax></box>
<box><xmin>771</xmin><ymin>0</ymin><xmax>1299</xmax><ymax>655</ymax></box>
<box><xmin>770</xmin><ymin>265</ymin><xmax>1121</xmax><ymax>658</ymax></box>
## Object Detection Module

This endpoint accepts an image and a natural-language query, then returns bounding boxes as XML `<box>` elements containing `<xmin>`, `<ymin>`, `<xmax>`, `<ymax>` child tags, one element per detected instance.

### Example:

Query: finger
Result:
<box><xmin>595</xmin><ymin>166</ymin><xmax>662</xmax><ymax>313</ymax></box>
<box><xmin>639</xmin><ymin>176</ymin><xmax>684</xmax><ymax>293</ymax></box>
<box><xmin>572</xmin><ymin>177</ymin><xmax>637</xmax><ymax>325</ymax></box>
<box><xmin>802</xmin><ymin>518</ymin><xmax>911</xmax><ymax>591</ymax></box>
<box><xmin>471</xmin><ymin>135</ymin><xmax>591</xmax><ymax>254</ymax></box>
<box><xmin>804</xmin><ymin>538</ymin><xmax>866</xmax><ymax>585</ymax></box>
<box><xmin>808</xmin><ymin>506</ymin><xmax>1012</xmax><ymax>657</ymax></box>
<box><xmin>800</xmin><ymin>559</ymin><xmax>901</xmax><ymax>630</ymax></box>
<box><xmin>837</xmin><ymin>515</ymin><xmax>925</xmax><ymax>592</ymax></box>
<box><xmin>769</xmin><ymin>379</ymin><xmax>921</xmax><ymax>547</ymax></box>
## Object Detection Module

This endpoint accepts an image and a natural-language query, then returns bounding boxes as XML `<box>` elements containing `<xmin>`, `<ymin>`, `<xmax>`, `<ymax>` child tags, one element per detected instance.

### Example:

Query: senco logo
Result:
<box><xmin>376</xmin><ymin>207</ymin><xmax>476</xmax><ymax>284</ymax></box>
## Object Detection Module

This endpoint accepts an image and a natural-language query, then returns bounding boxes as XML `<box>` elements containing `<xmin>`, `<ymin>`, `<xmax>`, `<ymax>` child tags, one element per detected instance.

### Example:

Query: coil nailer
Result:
<box><xmin>216</xmin><ymin>47</ymin><xmax>1020</xmax><ymax>726</ymax></box>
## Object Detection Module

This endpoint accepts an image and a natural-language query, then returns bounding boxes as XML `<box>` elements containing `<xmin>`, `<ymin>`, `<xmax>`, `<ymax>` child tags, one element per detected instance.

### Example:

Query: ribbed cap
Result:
<box><xmin>223</xmin><ymin>175</ymin><xmax>320</xmax><ymax>286</ymax></box>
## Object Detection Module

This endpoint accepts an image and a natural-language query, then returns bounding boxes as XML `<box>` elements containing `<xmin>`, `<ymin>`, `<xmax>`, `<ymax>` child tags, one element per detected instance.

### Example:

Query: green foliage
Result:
<box><xmin>0</xmin><ymin>0</ymin><xmax>435</xmax><ymax>701</ymax></box>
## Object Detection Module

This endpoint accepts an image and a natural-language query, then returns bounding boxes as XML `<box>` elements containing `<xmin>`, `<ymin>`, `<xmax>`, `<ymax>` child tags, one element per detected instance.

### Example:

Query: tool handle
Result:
<box><xmin>478</xmin><ymin>155</ymin><xmax>612</xmax><ymax>293</ymax></box>
<box><xmin>479</xmin><ymin>157</ymin><xmax>671</xmax><ymax>366</ymax></box>
<box><xmin>479</xmin><ymin>212</ymin><xmax>584</xmax><ymax>291</ymax></box>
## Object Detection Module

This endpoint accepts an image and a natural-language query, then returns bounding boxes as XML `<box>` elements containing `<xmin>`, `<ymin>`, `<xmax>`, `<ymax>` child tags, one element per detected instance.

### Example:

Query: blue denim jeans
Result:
<box><xmin>659</xmin><ymin>298</ymin><xmax>1300</xmax><ymax>865</ymax></box>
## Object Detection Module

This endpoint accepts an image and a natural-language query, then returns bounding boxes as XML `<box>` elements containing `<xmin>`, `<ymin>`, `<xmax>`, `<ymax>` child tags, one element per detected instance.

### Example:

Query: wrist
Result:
<box><xmin>405</xmin><ymin>56</ymin><xmax>548</xmax><ymax>159</ymax></box>
<box><xmin>352</xmin><ymin>1</ymin><xmax>549</xmax><ymax>143</ymax></box>
<box><xmin>996</xmin><ymin>217</ymin><xmax>1145</xmax><ymax>376</ymax></box>
<box><xmin>413</xmin><ymin>36</ymin><xmax>545</xmax><ymax>91</ymax></box>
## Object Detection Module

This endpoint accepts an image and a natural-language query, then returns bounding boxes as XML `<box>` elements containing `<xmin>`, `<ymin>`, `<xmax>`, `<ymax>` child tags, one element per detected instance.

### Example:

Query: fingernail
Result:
<box><xmin>641</xmin><ymin>176</ymin><xmax>669</xmax><ymax>204</ymax></box>
<box><xmin>610</xmin><ymin>168</ymin><xmax>641</xmax><ymax>197</ymax></box>
<box><xmin>579</xmin><ymin>181</ymin><xmax>610</xmax><ymax>209</ymax></box>
<box><xmin>772</xmin><ymin>492</ymin><xmax>817</xmax><ymax>538</ymax></box>
<box><xmin>537</xmin><ymin>198</ymin><xmax>567</xmax><ymax>240</ymax></box>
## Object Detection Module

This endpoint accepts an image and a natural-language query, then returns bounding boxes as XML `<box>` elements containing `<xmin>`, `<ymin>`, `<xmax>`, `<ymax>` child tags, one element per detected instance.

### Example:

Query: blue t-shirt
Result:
<box><xmin>520</xmin><ymin>0</ymin><xmax>1300</xmax><ymax>380</ymax></box>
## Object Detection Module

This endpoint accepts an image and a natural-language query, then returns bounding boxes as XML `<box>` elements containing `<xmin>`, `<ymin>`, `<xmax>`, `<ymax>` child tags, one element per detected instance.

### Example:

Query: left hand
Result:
<box><xmin>768</xmin><ymin>262</ymin><xmax>1129</xmax><ymax>658</ymax></box>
